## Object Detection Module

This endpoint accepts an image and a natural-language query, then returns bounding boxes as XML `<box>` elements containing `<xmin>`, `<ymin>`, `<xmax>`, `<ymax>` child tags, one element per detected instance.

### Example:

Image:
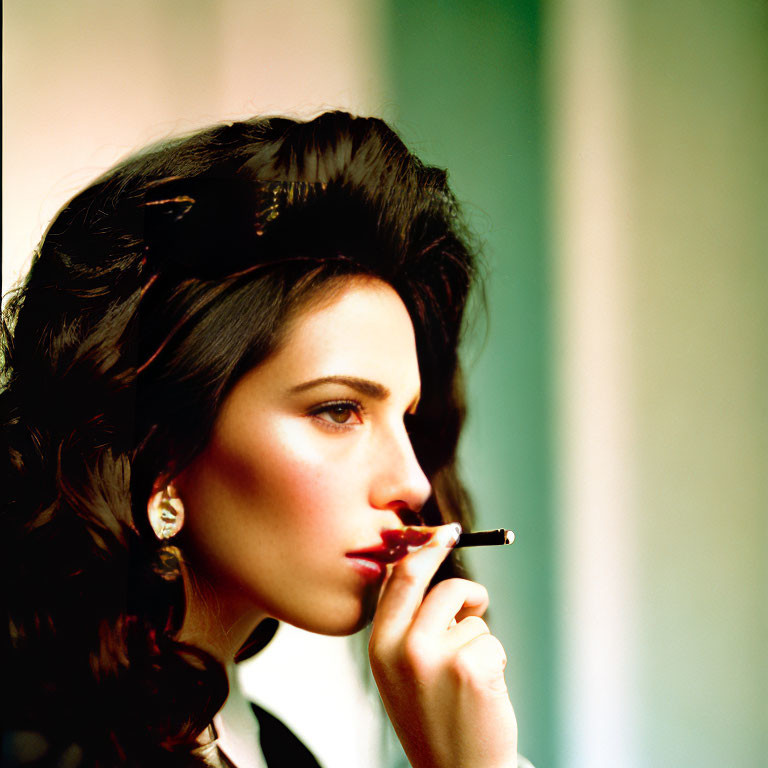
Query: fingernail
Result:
<box><xmin>435</xmin><ymin>522</ymin><xmax>462</xmax><ymax>548</ymax></box>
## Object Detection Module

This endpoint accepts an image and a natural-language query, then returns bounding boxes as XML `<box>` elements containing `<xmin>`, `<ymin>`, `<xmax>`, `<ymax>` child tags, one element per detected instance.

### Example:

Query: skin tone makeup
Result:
<box><xmin>174</xmin><ymin>276</ymin><xmax>432</xmax><ymax>661</ymax></box>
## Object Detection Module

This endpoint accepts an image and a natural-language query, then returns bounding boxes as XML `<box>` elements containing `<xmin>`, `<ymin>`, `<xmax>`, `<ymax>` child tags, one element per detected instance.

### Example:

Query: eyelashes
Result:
<box><xmin>306</xmin><ymin>399</ymin><xmax>420</xmax><ymax>435</ymax></box>
<box><xmin>307</xmin><ymin>399</ymin><xmax>365</xmax><ymax>431</ymax></box>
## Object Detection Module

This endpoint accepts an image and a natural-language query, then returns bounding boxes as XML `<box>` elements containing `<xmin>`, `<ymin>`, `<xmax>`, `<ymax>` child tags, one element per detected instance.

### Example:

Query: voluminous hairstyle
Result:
<box><xmin>1</xmin><ymin>111</ymin><xmax>479</xmax><ymax>766</ymax></box>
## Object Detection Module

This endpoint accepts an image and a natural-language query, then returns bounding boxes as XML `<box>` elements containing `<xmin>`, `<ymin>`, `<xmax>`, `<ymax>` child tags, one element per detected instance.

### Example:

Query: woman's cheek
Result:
<box><xmin>262</xmin><ymin>436</ymin><xmax>355</xmax><ymax>539</ymax></box>
<box><xmin>237</xmin><ymin>419</ymin><xmax>356</xmax><ymax>532</ymax></box>
<box><xmin>185</xmin><ymin>413</ymin><xmax>365</xmax><ymax>570</ymax></box>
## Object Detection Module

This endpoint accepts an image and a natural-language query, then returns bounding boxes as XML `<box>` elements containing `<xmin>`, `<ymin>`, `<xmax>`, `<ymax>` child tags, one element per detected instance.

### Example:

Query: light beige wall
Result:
<box><xmin>628</xmin><ymin>2</ymin><xmax>767</xmax><ymax>765</ymax></box>
<box><xmin>549</xmin><ymin>0</ymin><xmax>767</xmax><ymax>766</ymax></box>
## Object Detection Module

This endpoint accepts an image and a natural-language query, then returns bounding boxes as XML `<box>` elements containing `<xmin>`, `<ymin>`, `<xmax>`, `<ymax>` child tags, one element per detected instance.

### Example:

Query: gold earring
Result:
<box><xmin>148</xmin><ymin>485</ymin><xmax>185</xmax><ymax>540</ymax></box>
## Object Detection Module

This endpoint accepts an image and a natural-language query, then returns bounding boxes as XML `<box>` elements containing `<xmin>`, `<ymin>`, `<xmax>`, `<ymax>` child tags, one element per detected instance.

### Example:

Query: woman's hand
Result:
<box><xmin>369</xmin><ymin>524</ymin><xmax>518</xmax><ymax>768</ymax></box>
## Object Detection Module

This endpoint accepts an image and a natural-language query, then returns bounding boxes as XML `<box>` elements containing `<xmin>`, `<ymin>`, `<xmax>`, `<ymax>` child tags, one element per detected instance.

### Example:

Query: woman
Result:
<box><xmin>2</xmin><ymin>112</ymin><xmax>520</xmax><ymax>767</ymax></box>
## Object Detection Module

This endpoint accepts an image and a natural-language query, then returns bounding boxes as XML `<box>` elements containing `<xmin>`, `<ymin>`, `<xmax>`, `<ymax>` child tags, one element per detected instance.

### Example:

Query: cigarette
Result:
<box><xmin>453</xmin><ymin>528</ymin><xmax>515</xmax><ymax>548</ymax></box>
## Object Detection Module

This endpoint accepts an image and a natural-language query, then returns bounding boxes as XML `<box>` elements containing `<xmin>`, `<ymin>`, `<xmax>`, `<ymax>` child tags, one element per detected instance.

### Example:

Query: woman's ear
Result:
<box><xmin>147</xmin><ymin>483</ymin><xmax>185</xmax><ymax>540</ymax></box>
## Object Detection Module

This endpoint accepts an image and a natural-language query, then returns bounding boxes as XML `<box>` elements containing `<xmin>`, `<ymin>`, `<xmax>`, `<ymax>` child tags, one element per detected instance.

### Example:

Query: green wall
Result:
<box><xmin>385</xmin><ymin>3</ymin><xmax>556</xmax><ymax>765</ymax></box>
<box><xmin>627</xmin><ymin>1</ymin><xmax>768</xmax><ymax>764</ymax></box>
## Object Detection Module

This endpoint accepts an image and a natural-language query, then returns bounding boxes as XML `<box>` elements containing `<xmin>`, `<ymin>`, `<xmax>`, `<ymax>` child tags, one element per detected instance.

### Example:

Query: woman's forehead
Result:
<box><xmin>242</xmin><ymin>278</ymin><xmax>421</xmax><ymax>400</ymax></box>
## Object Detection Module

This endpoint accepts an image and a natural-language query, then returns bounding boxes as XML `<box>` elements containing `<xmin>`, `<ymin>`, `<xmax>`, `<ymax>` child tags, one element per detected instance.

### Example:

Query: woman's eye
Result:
<box><xmin>309</xmin><ymin>401</ymin><xmax>363</xmax><ymax>428</ymax></box>
<box><xmin>325</xmin><ymin>405</ymin><xmax>355</xmax><ymax>424</ymax></box>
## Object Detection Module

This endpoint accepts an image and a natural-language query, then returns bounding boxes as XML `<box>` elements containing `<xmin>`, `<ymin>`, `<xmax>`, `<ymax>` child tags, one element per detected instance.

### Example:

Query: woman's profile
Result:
<box><xmin>2</xmin><ymin>112</ymin><xmax>523</xmax><ymax>767</ymax></box>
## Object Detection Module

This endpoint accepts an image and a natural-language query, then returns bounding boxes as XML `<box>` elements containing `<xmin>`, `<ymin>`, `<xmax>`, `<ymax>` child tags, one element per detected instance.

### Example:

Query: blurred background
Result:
<box><xmin>3</xmin><ymin>1</ymin><xmax>766</xmax><ymax>767</ymax></box>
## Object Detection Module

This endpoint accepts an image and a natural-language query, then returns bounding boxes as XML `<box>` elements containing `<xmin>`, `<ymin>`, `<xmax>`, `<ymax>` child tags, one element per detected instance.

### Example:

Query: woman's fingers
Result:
<box><xmin>370</xmin><ymin>523</ymin><xmax>461</xmax><ymax>648</ymax></box>
<box><xmin>368</xmin><ymin>523</ymin><xmax>518</xmax><ymax>768</ymax></box>
<box><xmin>411</xmin><ymin>577</ymin><xmax>489</xmax><ymax>635</ymax></box>
<box><xmin>455</xmin><ymin>633</ymin><xmax>509</xmax><ymax>694</ymax></box>
<box><xmin>445</xmin><ymin>614</ymin><xmax>492</xmax><ymax>648</ymax></box>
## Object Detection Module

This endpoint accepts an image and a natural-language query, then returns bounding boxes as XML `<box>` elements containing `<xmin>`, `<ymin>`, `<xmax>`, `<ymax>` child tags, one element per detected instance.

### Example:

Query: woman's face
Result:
<box><xmin>175</xmin><ymin>278</ymin><xmax>431</xmax><ymax>639</ymax></box>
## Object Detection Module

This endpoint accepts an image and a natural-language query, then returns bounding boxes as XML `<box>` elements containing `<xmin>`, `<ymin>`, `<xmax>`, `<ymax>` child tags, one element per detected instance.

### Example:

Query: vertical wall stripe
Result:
<box><xmin>546</xmin><ymin>2</ymin><xmax>639</xmax><ymax>767</ymax></box>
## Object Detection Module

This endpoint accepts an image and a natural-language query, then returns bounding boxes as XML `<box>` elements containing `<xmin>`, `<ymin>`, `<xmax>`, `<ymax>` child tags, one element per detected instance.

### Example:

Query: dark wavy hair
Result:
<box><xmin>1</xmin><ymin>111</ymin><xmax>479</xmax><ymax>766</ymax></box>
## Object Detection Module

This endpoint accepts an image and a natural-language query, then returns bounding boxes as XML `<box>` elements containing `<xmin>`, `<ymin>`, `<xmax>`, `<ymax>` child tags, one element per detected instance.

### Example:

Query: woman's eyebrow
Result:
<box><xmin>289</xmin><ymin>375</ymin><xmax>391</xmax><ymax>400</ymax></box>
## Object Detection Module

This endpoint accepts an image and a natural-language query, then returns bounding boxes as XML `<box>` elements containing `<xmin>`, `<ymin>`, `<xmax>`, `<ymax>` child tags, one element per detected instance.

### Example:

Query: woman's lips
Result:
<box><xmin>346</xmin><ymin>528</ymin><xmax>433</xmax><ymax>565</ymax></box>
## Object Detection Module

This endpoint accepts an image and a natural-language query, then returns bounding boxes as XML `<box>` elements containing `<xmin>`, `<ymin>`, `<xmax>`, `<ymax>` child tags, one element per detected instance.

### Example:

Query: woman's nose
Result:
<box><xmin>369</xmin><ymin>424</ymin><xmax>432</xmax><ymax>515</ymax></box>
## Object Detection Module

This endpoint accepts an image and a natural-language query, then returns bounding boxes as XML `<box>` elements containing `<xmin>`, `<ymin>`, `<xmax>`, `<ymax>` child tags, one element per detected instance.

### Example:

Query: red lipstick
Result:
<box><xmin>346</xmin><ymin>528</ymin><xmax>432</xmax><ymax>566</ymax></box>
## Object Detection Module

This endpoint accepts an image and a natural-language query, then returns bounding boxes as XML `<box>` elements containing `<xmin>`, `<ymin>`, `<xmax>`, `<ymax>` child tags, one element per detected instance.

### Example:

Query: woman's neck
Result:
<box><xmin>179</xmin><ymin>567</ymin><xmax>268</xmax><ymax>663</ymax></box>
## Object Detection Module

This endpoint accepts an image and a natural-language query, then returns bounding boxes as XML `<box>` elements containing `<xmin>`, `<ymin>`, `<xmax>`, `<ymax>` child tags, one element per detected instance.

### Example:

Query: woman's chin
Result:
<box><xmin>282</xmin><ymin>588</ymin><xmax>380</xmax><ymax>637</ymax></box>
